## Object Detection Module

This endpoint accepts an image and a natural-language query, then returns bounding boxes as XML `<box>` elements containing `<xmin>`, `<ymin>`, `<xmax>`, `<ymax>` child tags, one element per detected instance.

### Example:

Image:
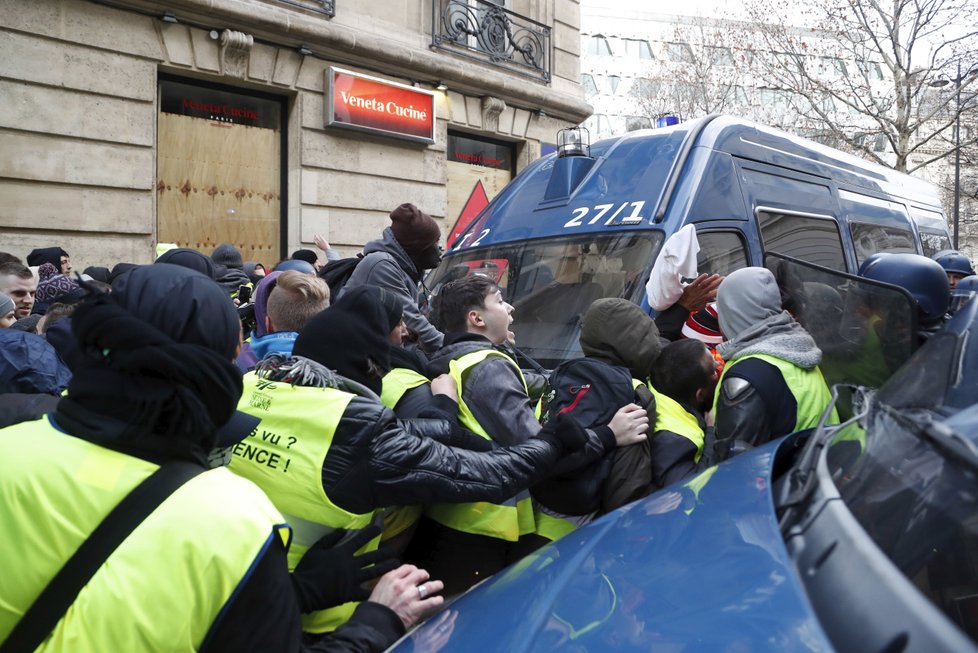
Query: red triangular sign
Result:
<box><xmin>447</xmin><ymin>180</ymin><xmax>490</xmax><ymax>248</ymax></box>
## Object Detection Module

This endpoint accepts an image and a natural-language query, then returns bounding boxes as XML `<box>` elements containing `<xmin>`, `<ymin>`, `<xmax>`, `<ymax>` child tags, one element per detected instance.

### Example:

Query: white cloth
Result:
<box><xmin>645</xmin><ymin>224</ymin><xmax>700</xmax><ymax>311</ymax></box>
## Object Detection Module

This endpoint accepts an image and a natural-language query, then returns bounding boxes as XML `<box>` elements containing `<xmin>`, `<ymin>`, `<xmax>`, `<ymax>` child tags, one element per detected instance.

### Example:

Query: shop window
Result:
<box><xmin>587</xmin><ymin>34</ymin><xmax>612</xmax><ymax>57</ymax></box>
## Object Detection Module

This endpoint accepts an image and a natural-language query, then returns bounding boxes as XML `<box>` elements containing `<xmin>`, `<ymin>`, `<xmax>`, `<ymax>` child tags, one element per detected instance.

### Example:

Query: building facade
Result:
<box><xmin>0</xmin><ymin>0</ymin><xmax>590</xmax><ymax>266</ymax></box>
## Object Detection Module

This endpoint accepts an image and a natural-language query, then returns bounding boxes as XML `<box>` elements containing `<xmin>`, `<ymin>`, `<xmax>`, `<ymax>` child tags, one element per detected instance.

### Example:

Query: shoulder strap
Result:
<box><xmin>1</xmin><ymin>461</ymin><xmax>205</xmax><ymax>653</ymax></box>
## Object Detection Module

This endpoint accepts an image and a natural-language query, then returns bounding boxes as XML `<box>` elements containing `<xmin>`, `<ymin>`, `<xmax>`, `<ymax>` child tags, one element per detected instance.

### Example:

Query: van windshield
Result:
<box><xmin>427</xmin><ymin>232</ymin><xmax>664</xmax><ymax>368</ymax></box>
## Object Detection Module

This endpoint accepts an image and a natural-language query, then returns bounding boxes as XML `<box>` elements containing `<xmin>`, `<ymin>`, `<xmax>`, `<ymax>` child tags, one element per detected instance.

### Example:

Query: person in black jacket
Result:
<box><xmin>648</xmin><ymin>339</ymin><xmax>718</xmax><ymax>487</ymax></box>
<box><xmin>0</xmin><ymin>264</ymin><xmax>432</xmax><ymax>653</ymax></box>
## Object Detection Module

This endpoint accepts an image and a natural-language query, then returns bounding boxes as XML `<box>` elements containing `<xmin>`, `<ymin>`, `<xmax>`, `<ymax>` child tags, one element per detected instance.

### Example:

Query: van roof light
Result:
<box><xmin>558</xmin><ymin>127</ymin><xmax>590</xmax><ymax>158</ymax></box>
<box><xmin>656</xmin><ymin>115</ymin><xmax>680</xmax><ymax>128</ymax></box>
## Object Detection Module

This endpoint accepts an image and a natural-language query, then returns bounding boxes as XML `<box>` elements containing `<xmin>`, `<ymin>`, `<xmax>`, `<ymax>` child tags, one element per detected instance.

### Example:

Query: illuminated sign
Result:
<box><xmin>326</xmin><ymin>67</ymin><xmax>436</xmax><ymax>144</ymax></box>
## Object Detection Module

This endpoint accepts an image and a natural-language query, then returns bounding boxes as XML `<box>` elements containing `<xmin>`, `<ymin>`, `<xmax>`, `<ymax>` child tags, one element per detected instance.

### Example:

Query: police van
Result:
<box><xmin>427</xmin><ymin>115</ymin><xmax>952</xmax><ymax>368</ymax></box>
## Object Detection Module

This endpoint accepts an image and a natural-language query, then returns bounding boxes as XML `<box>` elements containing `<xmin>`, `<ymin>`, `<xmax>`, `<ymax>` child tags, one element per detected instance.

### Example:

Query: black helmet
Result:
<box><xmin>932</xmin><ymin>250</ymin><xmax>976</xmax><ymax>277</ymax></box>
<box><xmin>950</xmin><ymin>275</ymin><xmax>978</xmax><ymax>314</ymax></box>
<box><xmin>858</xmin><ymin>252</ymin><xmax>950</xmax><ymax>325</ymax></box>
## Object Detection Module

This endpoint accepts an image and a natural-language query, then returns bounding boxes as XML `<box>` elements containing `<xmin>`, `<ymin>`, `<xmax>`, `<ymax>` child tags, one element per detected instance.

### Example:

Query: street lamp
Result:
<box><xmin>930</xmin><ymin>62</ymin><xmax>978</xmax><ymax>250</ymax></box>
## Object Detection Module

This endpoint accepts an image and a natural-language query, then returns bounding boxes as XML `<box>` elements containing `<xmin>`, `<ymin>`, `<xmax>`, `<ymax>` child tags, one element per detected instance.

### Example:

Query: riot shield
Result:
<box><xmin>765</xmin><ymin>253</ymin><xmax>918</xmax><ymax>392</ymax></box>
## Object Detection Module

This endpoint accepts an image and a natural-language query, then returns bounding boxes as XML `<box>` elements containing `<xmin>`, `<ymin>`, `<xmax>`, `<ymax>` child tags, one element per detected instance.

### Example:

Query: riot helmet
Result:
<box><xmin>932</xmin><ymin>249</ymin><xmax>976</xmax><ymax>277</ymax></box>
<box><xmin>858</xmin><ymin>252</ymin><xmax>950</xmax><ymax>326</ymax></box>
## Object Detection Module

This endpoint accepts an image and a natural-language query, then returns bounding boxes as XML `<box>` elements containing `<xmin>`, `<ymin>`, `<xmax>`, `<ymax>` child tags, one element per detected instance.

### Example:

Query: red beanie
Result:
<box><xmin>389</xmin><ymin>203</ymin><xmax>441</xmax><ymax>254</ymax></box>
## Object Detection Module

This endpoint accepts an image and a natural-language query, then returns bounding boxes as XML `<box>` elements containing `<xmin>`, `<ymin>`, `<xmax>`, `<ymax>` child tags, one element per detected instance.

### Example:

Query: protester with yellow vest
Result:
<box><xmin>0</xmin><ymin>265</ymin><xmax>441</xmax><ymax>653</ymax></box>
<box><xmin>408</xmin><ymin>276</ymin><xmax>650</xmax><ymax>596</ymax></box>
<box><xmin>229</xmin><ymin>285</ymin><xmax>597</xmax><ymax>637</ymax></box>
<box><xmin>713</xmin><ymin>267</ymin><xmax>838</xmax><ymax>460</ymax></box>
<box><xmin>648</xmin><ymin>339</ymin><xmax>719</xmax><ymax>487</ymax></box>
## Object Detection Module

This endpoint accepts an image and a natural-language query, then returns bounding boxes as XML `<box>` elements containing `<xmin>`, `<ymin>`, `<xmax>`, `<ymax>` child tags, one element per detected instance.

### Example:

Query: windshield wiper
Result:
<box><xmin>775</xmin><ymin>384</ymin><xmax>870</xmax><ymax>533</ymax></box>
<box><xmin>911</xmin><ymin>413</ymin><xmax>978</xmax><ymax>472</ymax></box>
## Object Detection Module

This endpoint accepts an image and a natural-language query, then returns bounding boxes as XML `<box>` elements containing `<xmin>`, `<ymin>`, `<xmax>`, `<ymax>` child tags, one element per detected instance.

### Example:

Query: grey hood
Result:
<box><xmin>717</xmin><ymin>268</ymin><xmax>821</xmax><ymax>370</ymax></box>
<box><xmin>363</xmin><ymin>227</ymin><xmax>420</xmax><ymax>282</ymax></box>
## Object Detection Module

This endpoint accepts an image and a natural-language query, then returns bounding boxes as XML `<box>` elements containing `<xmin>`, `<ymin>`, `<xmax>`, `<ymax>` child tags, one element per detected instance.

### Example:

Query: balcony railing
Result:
<box><xmin>431</xmin><ymin>0</ymin><xmax>551</xmax><ymax>83</ymax></box>
<box><xmin>269</xmin><ymin>0</ymin><xmax>334</xmax><ymax>18</ymax></box>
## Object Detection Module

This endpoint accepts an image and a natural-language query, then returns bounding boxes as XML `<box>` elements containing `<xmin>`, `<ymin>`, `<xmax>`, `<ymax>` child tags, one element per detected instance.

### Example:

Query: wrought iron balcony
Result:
<box><xmin>269</xmin><ymin>0</ymin><xmax>334</xmax><ymax>18</ymax></box>
<box><xmin>431</xmin><ymin>0</ymin><xmax>551</xmax><ymax>83</ymax></box>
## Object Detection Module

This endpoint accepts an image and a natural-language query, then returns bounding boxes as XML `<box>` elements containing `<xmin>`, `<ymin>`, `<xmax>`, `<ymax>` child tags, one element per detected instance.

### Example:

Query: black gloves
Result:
<box><xmin>537</xmin><ymin>413</ymin><xmax>589</xmax><ymax>455</ymax></box>
<box><xmin>290</xmin><ymin>524</ymin><xmax>399</xmax><ymax>613</ymax></box>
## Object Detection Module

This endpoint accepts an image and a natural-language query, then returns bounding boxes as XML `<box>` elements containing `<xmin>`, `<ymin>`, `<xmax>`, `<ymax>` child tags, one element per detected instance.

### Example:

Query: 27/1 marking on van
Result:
<box><xmin>564</xmin><ymin>201</ymin><xmax>647</xmax><ymax>228</ymax></box>
<box><xmin>453</xmin><ymin>228</ymin><xmax>491</xmax><ymax>250</ymax></box>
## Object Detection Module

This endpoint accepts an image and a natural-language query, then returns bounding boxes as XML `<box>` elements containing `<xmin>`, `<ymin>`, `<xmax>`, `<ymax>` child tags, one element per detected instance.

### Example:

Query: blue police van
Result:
<box><xmin>394</xmin><ymin>117</ymin><xmax>973</xmax><ymax>652</ymax></box>
<box><xmin>426</xmin><ymin>115</ymin><xmax>951</xmax><ymax>368</ymax></box>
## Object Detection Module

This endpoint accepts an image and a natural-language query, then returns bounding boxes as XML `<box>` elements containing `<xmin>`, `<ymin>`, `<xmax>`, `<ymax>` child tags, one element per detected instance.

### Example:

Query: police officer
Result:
<box><xmin>859</xmin><ymin>252</ymin><xmax>950</xmax><ymax>342</ymax></box>
<box><xmin>713</xmin><ymin>267</ymin><xmax>838</xmax><ymax>460</ymax></box>
<box><xmin>932</xmin><ymin>249</ymin><xmax>976</xmax><ymax>291</ymax></box>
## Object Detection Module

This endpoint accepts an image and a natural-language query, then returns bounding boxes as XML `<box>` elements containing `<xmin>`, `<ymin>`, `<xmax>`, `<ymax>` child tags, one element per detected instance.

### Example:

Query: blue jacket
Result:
<box><xmin>0</xmin><ymin>329</ymin><xmax>71</xmax><ymax>395</ymax></box>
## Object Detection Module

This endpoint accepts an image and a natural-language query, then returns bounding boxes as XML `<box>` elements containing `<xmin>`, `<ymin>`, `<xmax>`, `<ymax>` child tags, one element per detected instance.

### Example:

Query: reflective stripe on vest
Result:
<box><xmin>533</xmin><ymin>378</ymin><xmax>649</xmax><ymax>542</ymax></box>
<box><xmin>0</xmin><ymin>417</ymin><xmax>287</xmax><ymax>651</ymax></box>
<box><xmin>425</xmin><ymin>349</ymin><xmax>535</xmax><ymax>541</ymax></box>
<box><xmin>380</xmin><ymin>367</ymin><xmax>430</xmax><ymax>410</ymax></box>
<box><xmin>648</xmin><ymin>386</ymin><xmax>704</xmax><ymax>463</ymax></box>
<box><xmin>230</xmin><ymin>373</ymin><xmax>374</xmax><ymax>634</ymax></box>
<box><xmin>713</xmin><ymin>353</ymin><xmax>839</xmax><ymax>432</ymax></box>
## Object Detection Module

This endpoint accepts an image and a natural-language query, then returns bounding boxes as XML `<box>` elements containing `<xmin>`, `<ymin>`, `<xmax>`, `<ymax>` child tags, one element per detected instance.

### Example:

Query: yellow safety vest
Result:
<box><xmin>534</xmin><ymin>378</ymin><xmax>648</xmax><ymax>542</ymax></box>
<box><xmin>378</xmin><ymin>367</ymin><xmax>430</xmax><ymax>542</ymax></box>
<box><xmin>713</xmin><ymin>353</ymin><xmax>839</xmax><ymax>432</ymax></box>
<box><xmin>380</xmin><ymin>367</ymin><xmax>430</xmax><ymax>410</ymax></box>
<box><xmin>0</xmin><ymin>417</ymin><xmax>288</xmax><ymax>652</ymax></box>
<box><xmin>230</xmin><ymin>373</ymin><xmax>374</xmax><ymax>634</ymax></box>
<box><xmin>425</xmin><ymin>349</ymin><xmax>536</xmax><ymax>542</ymax></box>
<box><xmin>648</xmin><ymin>386</ymin><xmax>704</xmax><ymax>463</ymax></box>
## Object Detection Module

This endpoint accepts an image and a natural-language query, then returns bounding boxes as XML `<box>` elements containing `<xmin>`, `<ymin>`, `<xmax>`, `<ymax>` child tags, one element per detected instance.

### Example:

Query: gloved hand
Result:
<box><xmin>537</xmin><ymin>413</ymin><xmax>589</xmax><ymax>455</ymax></box>
<box><xmin>290</xmin><ymin>524</ymin><xmax>400</xmax><ymax>613</ymax></box>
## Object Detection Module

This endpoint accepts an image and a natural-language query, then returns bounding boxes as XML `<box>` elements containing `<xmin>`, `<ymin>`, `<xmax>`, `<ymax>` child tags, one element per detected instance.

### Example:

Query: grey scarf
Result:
<box><xmin>717</xmin><ymin>310</ymin><xmax>822</xmax><ymax>370</ymax></box>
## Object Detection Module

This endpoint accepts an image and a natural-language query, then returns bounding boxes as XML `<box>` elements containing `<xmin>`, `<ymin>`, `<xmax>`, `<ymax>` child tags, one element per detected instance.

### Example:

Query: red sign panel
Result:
<box><xmin>327</xmin><ymin>67</ymin><xmax>436</xmax><ymax>144</ymax></box>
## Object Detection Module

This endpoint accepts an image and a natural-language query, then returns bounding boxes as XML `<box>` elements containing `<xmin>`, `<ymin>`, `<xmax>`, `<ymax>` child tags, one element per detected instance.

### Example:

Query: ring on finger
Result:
<box><xmin>417</xmin><ymin>583</ymin><xmax>428</xmax><ymax>600</ymax></box>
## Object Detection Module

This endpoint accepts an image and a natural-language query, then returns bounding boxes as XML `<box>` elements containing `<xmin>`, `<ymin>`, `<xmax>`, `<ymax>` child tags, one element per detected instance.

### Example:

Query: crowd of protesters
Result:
<box><xmin>0</xmin><ymin>203</ymin><xmax>973</xmax><ymax>652</ymax></box>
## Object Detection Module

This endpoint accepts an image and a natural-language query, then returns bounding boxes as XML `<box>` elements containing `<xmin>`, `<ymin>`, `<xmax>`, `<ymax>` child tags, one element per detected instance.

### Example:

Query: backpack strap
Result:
<box><xmin>1</xmin><ymin>461</ymin><xmax>205</xmax><ymax>653</ymax></box>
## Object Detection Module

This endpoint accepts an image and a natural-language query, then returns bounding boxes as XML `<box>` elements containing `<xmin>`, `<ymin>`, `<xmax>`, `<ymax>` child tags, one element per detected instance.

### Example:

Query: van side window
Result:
<box><xmin>697</xmin><ymin>230</ymin><xmax>749</xmax><ymax>277</ymax></box>
<box><xmin>849</xmin><ymin>222</ymin><xmax>916</xmax><ymax>266</ymax></box>
<box><xmin>757</xmin><ymin>210</ymin><xmax>846</xmax><ymax>271</ymax></box>
<box><xmin>919</xmin><ymin>229</ymin><xmax>951</xmax><ymax>257</ymax></box>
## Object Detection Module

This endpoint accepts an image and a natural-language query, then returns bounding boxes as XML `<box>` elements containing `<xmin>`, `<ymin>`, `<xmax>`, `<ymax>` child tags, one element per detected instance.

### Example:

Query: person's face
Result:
<box><xmin>254</xmin><ymin>264</ymin><xmax>266</xmax><ymax>279</ymax></box>
<box><xmin>695</xmin><ymin>348</ymin><xmax>720</xmax><ymax>411</ymax></box>
<box><xmin>0</xmin><ymin>308</ymin><xmax>15</xmax><ymax>328</ymax></box>
<box><xmin>60</xmin><ymin>255</ymin><xmax>72</xmax><ymax>276</ymax></box>
<box><xmin>388</xmin><ymin>318</ymin><xmax>409</xmax><ymax>346</ymax></box>
<box><xmin>475</xmin><ymin>289</ymin><xmax>513</xmax><ymax>344</ymax></box>
<box><xmin>948</xmin><ymin>272</ymin><xmax>966</xmax><ymax>290</ymax></box>
<box><xmin>0</xmin><ymin>275</ymin><xmax>37</xmax><ymax>317</ymax></box>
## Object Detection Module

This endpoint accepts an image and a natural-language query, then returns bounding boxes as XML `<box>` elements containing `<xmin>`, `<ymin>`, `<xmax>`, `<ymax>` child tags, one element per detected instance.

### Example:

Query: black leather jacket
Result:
<box><xmin>322</xmin><ymin>391</ymin><xmax>569</xmax><ymax>515</ymax></box>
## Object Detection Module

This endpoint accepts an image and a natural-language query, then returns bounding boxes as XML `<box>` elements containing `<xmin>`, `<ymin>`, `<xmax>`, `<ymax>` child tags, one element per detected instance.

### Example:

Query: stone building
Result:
<box><xmin>0</xmin><ymin>0</ymin><xmax>590</xmax><ymax>267</ymax></box>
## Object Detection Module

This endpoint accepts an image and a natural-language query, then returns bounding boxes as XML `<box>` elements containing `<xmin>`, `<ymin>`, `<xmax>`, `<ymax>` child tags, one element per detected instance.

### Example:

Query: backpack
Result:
<box><xmin>533</xmin><ymin>357</ymin><xmax>654</xmax><ymax>516</ymax></box>
<box><xmin>318</xmin><ymin>253</ymin><xmax>363</xmax><ymax>296</ymax></box>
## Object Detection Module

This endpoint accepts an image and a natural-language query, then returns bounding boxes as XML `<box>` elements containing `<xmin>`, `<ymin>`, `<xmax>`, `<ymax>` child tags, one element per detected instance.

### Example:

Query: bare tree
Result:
<box><xmin>633</xmin><ymin>18</ymin><xmax>750</xmax><ymax>123</ymax></box>
<box><xmin>736</xmin><ymin>0</ymin><xmax>978</xmax><ymax>173</ymax></box>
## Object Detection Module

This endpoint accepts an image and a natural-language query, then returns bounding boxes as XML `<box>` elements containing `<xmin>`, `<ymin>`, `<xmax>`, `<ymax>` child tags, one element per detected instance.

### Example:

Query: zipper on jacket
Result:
<box><xmin>558</xmin><ymin>384</ymin><xmax>591</xmax><ymax>414</ymax></box>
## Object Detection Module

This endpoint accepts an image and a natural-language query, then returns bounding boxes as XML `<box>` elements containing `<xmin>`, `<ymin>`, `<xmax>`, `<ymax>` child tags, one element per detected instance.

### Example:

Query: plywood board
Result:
<box><xmin>157</xmin><ymin>112</ymin><xmax>280</xmax><ymax>265</ymax></box>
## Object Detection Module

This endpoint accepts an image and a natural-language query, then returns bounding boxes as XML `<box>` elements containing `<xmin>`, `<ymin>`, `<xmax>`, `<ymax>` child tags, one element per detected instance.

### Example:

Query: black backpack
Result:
<box><xmin>533</xmin><ymin>357</ymin><xmax>652</xmax><ymax>516</ymax></box>
<box><xmin>318</xmin><ymin>253</ymin><xmax>363</xmax><ymax>296</ymax></box>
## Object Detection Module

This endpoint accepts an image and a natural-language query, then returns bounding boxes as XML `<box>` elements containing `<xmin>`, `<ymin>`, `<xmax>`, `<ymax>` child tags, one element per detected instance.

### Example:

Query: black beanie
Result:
<box><xmin>27</xmin><ymin>247</ymin><xmax>68</xmax><ymax>270</ymax></box>
<box><xmin>292</xmin><ymin>286</ymin><xmax>392</xmax><ymax>395</ymax></box>
<box><xmin>212</xmin><ymin>243</ymin><xmax>244</xmax><ymax>270</ymax></box>
<box><xmin>291</xmin><ymin>249</ymin><xmax>319</xmax><ymax>265</ymax></box>
<box><xmin>376</xmin><ymin>287</ymin><xmax>404</xmax><ymax>332</ymax></box>
<box><xmin>389</xmin><ymin>203</ymin><xmax>440</xmax><ymax>254</ymax></box>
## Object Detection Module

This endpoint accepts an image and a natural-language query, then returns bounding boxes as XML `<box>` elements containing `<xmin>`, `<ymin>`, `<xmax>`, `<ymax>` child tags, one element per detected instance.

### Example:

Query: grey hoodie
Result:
<box><xmin>343</xmin><ymin>227</ymin><xmax>444</xmax><ymax>352</ymax></box>
<box><xmin>717</xmin><ymin>267</ymin><xmax>822</xmax><ymax>369</ymax></box>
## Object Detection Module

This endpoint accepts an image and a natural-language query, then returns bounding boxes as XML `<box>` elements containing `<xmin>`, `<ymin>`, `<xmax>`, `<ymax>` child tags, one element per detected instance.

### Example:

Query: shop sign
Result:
<box><xmin>160</xmin><ymin>80</ymin><xmax>280</xmax><ymax>129</ymax></box>
<box><xmin>326</xmin><ymin>67</ymin><xmax>436</xmax><ymax>144</ymax></box>
<box><xmin>447</xmin><ymin>133</ymin><xmax>513</xmax><ymax>171</ymax></box>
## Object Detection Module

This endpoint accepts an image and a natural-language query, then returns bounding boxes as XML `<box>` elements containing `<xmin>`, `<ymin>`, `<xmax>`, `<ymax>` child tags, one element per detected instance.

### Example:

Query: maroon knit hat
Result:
<box><xmin>389</xmin><ymin>203</ymin><xmax>440</xmax><ymax>254</ymax></box>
